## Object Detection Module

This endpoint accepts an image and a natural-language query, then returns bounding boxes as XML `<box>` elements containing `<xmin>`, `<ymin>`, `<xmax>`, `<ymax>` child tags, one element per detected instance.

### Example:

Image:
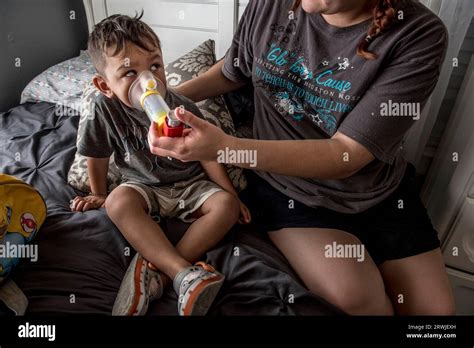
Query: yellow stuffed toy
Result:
<box><xmin>0</xmin><ymin>174</ymin><xmax>47</xmax><ymax>282</ymax></box>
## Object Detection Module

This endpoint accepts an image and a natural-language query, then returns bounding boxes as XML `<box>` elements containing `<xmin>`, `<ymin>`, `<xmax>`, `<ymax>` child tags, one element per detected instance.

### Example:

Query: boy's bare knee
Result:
<box><xmin>105</xmin><ymin>187</ymin><xmax>146</xmax><ymax>219</ymax></box>
<box><xmin>105</xmin><ymin>190</ymin><xmax>123</xmax><ymax>218</ymax></box>
<box><xmin>211</xmin><ymin>191</ymin><xmax>240</xmax><ymax>218</ymax></box>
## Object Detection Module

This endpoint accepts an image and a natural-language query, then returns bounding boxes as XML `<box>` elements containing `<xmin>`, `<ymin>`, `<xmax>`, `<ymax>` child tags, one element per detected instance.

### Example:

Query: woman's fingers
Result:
<box><xmin>182</xmin><ymin>128</ymin><xmax>192</xmax><ymax>136</ymax></box>
<box><xmin>148</xmin><ymin>123</ymin><xmax>182</xmax><ymax>158</ymax></box>
<box><xmin>174</xmin><ymin>108</ymin><xmax>207</xmax><ymax>130</ymax></box>
<box><xmin>150</xmin><ymin>139</ymin><xmax>182</xmax><ymax>158</ymax></box>
<box><xmin>148</xmin><ymin>121</ymin><xmax>162</xmax><ymax>140</ymax></box>
<box><xmin>148</xmin><ymin>108</ymin><xmax>227</xmax><ymax>162</ymax></box>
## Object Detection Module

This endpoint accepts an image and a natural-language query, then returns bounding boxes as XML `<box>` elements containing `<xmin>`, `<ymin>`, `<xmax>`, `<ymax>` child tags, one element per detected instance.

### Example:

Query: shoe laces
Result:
<box><xmin>145</xmin><ymin>263</ymin><xmax>162</xmax><ymax>300</ymax></box>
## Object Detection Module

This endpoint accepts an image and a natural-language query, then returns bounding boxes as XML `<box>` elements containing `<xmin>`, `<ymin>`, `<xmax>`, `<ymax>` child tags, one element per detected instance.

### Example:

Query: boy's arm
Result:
<box><xmin>200</xmin><ymin>161</ymin><xmax>237</xmax><ymax>197</ymax></box>
<box><xmin>201</xmin><ymin>161</ymin><xmax>251</xmax><ymax>224</ymax></box>
<box><xmin>71</xmin><ymin>157</ymin><xmax>110</xmax><ymax>212</ymax></box>
<box><xmin>88</xmin><ymin>157</ymin><xmax>110</xmax><ymax>196</ymax></box>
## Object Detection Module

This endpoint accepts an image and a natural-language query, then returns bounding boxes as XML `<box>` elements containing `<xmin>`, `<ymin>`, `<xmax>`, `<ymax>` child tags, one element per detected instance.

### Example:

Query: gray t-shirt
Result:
<box><xmin>223</xmin><ymin>0</ymin><xmax>447</xmax><ymax>213</ymax></box>
<box><xmin>77</xmin><ymin>89</ymin><xmax>203</xmax><ymax>186</ymax></box>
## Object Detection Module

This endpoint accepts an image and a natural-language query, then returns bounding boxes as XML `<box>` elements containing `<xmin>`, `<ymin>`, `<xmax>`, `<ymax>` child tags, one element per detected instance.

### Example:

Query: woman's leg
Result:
<box><xmin>379</xmin><ymin>248</ymin><xmax>455</xmax><ymax>315</ymax></box>
<box><xmin>268</xmin><ymin>227</ymin><xmax>393</xmax><ymax>315</ymax></box>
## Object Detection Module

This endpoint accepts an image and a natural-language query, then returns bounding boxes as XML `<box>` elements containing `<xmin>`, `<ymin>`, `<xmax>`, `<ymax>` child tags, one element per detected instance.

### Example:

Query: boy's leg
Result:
<box><xmin>175</xmin><ymin>190</ymin><xmax>240</xmax><ymax>262</ymax></box>
<box><xmin>138</xmin><ymin>190</ymin><xmax>239</xmax><ymax>282</ymax></box>
<box><xmin>168</xmin><ymin>187</ymin><xmax>240</xmax><ymax>315</ymax></box>
<box><xmin>109</xmin><ymin>182</ymin><xmax>239</xmax><ymax>316</ymax></box>
<box><xmin>105</xmin><ymin>186</ymin><xmax>191</xmax><ymax>278</ymax></box>
<box><xmin>106</xmin><ymin>185</ymin><xmax>192</xmax><ymax>316</ymax></box>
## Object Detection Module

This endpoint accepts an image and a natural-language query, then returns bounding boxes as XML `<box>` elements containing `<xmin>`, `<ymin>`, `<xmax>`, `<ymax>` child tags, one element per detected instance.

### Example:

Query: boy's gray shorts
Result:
<box><xmin>120</xmin><ymin>173</ymin><xmax>222</xmax><ymax>223</ymax></box>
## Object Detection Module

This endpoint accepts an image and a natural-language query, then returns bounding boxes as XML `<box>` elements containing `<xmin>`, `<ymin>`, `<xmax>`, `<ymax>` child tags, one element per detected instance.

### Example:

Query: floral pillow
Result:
<box><xmin>21</xmin><ymin>50</ymin><xmax>96</xmax><ymax>112</ymax></box>
<box><xmin>67</xmin><ymin>40</ymin><xmax>247</xmax><ymax>194</ymax></box>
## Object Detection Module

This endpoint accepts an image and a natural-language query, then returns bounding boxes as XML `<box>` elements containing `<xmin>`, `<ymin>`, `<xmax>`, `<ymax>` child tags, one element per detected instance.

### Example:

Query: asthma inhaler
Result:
<box><xmin>128</xmin><ymin>71</ymin><xmax>184</xmax><ymax>137</ymax></box>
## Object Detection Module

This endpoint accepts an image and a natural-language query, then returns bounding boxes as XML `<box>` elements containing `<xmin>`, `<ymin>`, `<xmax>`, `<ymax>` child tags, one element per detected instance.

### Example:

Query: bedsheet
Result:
<box><xmin>0</xmin><ymin>102</ymin><xmax>341</xmax><ymax>315</ymax></box>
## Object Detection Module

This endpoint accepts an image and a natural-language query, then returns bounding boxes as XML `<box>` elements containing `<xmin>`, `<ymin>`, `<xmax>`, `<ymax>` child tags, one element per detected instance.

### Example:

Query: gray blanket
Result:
<box><xmin>0</xmin><ymin>102</ymin><xmax>340</xmax><ymax>315</ymax></box>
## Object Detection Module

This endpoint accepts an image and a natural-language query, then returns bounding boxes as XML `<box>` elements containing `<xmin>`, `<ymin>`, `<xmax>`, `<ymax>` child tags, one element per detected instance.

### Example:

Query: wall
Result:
<box><xmin>85</xmin><ymin>0</ymin><xmax>235</xmax><ymax>63</ymax></box>
<box><xmin>0</xmin><ymin>0</ymin><xmax>89</xmax><ymax>112</ymax></box>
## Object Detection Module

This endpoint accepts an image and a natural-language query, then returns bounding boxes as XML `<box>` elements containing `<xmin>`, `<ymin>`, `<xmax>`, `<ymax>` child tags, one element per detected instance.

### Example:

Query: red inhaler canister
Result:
<box><xmin>128</xmin><ymin>71</ymin><xmax>184</xmax><ymax>137</ymax></box>
<box><xmin>163</xmin><ymin>110</ymin><xmax>184</xmax><ymax>137</ymax></box>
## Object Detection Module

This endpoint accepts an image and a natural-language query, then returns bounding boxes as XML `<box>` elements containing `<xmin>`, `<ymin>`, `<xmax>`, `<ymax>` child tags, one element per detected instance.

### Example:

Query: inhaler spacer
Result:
<box><xmin>128</xmin><ymin>71</ymin><xmax>183</xmax><ymax>137</ymax></box>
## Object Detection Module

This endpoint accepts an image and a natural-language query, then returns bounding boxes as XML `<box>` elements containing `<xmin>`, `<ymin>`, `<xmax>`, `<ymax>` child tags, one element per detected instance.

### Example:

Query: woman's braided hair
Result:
<box><xmin>291</xmin><ymin>0</ymin><xmax>401</xmax><ymax>60</ymax></box>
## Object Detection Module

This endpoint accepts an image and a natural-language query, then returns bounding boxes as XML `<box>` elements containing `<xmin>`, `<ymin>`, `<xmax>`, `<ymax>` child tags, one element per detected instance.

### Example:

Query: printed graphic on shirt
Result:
<box><xmin>114</xmin><ymin>121</ymin><xmax>162</xmax><ymax>174</ymax></box>
<box><xmin>253</xmin><ymin>17</ymin><xmax>362</xmax><ymax>136</ymax></box>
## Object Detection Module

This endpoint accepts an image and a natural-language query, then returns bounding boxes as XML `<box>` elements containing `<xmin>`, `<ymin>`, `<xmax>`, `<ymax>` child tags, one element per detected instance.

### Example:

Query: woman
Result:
<box><xmin>148</xmin><ymin>0</ymin><xmax>455</xmax><ymax>315</ymax></box>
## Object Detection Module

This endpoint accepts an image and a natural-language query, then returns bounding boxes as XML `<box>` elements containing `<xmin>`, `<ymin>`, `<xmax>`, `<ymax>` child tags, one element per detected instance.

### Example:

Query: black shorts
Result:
<box><xmin>241</xmin><ymin>164</ymin><xmax>440</xmax><ymax>265</ymax></box>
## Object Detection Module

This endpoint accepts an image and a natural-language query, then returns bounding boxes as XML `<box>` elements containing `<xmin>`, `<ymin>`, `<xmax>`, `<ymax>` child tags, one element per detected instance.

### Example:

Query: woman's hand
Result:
<box><xmin>238</xmin><ymin>201</ymin><xmax>251</xmax><ymax>225</ymax></box>
<box><xmin>70</xmin><ymin>195</ymin><xmax>106</xmax><ymax>212</ymax></box>
<box><xmin>148</xmin><ymin>108</ymin><xmax>231</xmax><ymax>162</ymax></box>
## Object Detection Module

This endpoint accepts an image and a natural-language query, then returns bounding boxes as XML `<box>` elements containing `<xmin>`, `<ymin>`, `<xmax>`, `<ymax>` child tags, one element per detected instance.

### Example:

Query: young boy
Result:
<box><xmin>70</xmin><ymin>13</ymin><xmax>251</xmax><ymax>316</ymax></box>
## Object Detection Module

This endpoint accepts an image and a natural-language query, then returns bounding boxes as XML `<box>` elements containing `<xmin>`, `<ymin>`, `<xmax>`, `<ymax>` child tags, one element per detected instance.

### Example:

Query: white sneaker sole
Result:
<box><xmin>180</xmin><ymin>275</ymin><xmax>225</xmax><ymax>316</ymax></box>
<box><xmin>112</xmin><ymin>253</ymin><xmax>148</xmax><ymax>316</ymax></box>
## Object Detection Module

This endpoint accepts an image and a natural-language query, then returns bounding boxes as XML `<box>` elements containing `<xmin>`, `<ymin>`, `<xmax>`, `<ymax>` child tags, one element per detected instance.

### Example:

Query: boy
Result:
<box><xmin>70</xmin><ymin>13</ymin><xmax>251</xmax><ymax>316</ymax></box>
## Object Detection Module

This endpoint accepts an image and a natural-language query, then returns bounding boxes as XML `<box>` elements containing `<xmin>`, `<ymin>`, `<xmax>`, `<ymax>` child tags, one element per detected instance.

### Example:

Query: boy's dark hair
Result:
<box><xmin>87</xmin><ymin>12</ymin><xmax>161</xmax><ymax>73</ymax></box>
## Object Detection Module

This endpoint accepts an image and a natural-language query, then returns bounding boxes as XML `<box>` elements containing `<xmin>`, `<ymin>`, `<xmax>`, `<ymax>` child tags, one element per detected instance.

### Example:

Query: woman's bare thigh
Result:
<box><xmin>268</xmin><ymin>227</ymin><xmax>393</xmax><ymax>315</ymax></box>
<box><xmin>379</xmin><ymin>248</ymin><xmax>455</xmax><ymax>315</ymax></box>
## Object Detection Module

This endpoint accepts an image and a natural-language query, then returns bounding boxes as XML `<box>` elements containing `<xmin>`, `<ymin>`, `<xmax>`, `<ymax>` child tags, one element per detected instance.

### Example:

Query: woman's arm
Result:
<box><xmin>174</xmin><ymin>60</ymin><xmax>247</xmax><ymax>102</ymax></box>
<box><xmin>226</xmin><ymin>132</ymin><xmax>374</xmax><ymax>180</ymax></box>
<box><xmin>148</xmin><ymin>110</ymin><xmax>374</xmax><ymax>180</ymax></box>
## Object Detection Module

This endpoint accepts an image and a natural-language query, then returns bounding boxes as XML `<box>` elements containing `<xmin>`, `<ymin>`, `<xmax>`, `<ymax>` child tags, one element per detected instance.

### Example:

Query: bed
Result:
<box><xmin>0</xmin><ymin>99</ymin><xmax>340</xmax><ymax>315</ymax></box>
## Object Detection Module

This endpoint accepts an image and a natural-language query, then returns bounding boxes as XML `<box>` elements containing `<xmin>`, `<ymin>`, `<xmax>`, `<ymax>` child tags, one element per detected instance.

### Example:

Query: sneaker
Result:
<box><xmin>0</xmin><ymin>278</ymin><xmax>28</xmax><ymax>315</ymax></box>
<box><xmin>112</xmin><ymin>253</ymin><xmax>163</xmax><ymax>316</ymax></box>
<box><xmin>174</xmin><ymin>262</ymin><xmax>225</xmax><ymax>316</ymax></box>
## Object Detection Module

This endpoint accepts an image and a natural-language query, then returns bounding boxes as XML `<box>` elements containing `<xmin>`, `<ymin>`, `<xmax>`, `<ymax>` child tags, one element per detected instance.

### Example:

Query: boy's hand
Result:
<box><xmin>238</xmin><ymin>201</ymin><xmax>251</xmax><ymax>225</ymax></box>
<box><xmin>70</xmin><ymin>195</ymin><xmax>106</xmax><ymax>212</ymax></box>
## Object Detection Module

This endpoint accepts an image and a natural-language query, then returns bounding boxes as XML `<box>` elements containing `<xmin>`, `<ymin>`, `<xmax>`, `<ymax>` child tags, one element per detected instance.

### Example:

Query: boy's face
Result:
<box><xmin>93</xmin><ymin>41</ymin><xmax>166</xmax><ymax>108</ymax></box>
